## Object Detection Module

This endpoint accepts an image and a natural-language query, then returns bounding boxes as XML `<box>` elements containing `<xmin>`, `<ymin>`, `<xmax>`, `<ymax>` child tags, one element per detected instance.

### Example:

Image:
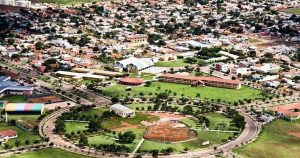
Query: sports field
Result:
<box><xmin>8</xmin><ymin>148</ymin><xmax>88</xmax><ymax>158</ymax></box>
<box><xmin>235</xmin><ymin>119</ymin><xmax>300</xmax><ymax>158</ymax></box>
<box><xmin>102</xmin><ymin>82</ymin><xmax>261</xmax><ymax>103</ymax></box>
<box><xmin>154</xmin><ymin>59</ymin><xmax>190</xmax><ymax>67</ymax></box>
<box><xmin>0</xmin><ymin>96</ymin><xmax>28</xmax><ymax>103</ymax></box>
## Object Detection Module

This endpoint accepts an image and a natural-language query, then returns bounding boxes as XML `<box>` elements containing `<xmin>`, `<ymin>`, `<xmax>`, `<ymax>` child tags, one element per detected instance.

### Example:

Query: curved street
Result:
<box><xmin>40</xmin><ymin>103</ymin><xmax>261</xmax><ymax>158</ymax></box>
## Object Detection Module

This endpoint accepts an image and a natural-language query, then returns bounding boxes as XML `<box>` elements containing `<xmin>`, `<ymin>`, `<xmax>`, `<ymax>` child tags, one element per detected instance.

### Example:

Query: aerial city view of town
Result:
<box><xmin>0</xmin><ymin>0</ymin><xmax>299</xmax><ymax>158</ymax></box>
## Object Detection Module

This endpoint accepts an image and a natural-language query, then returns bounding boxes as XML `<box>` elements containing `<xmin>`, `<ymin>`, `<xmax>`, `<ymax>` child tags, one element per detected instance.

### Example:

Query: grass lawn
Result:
<box><xmin>78</xmin><ymin>79</ymin><xmax>92</xmax><ymax>85</ymax></box>
<box><xmin>1</xmin><ymin>96</ymin><xmax>28</xmax><ymax>103</ymax></box>
<box><xmin>8</xmin><ymin>148</ymin><xmax>88</xmax><ymax>158</ymax></box>
<box><xmin>31</xmin><ymin>0</ymin><xmax>97</xmax><ymax>5</ymax></box>
<box><xmin>235</xmin><ymin>119</ymin><xmax>300</xmax><ymax>158</ymax></box>
<box><xmin>102</xmin><ymin>82</ymin><xmax>261</xmax><ymax>103</ymax></box>
<box><xmin>206</xmin><ymin>113</ymin><xmax>237</xmax><ymax>130</ymax></box>
<box><xmin>88</xmin><ymin>128</ymin><xmax>145</xmax><ymax>152</ymax></box>
<box><xmin>154</xmin><ymin>59</ymin><xmax>191</xmax><ymax>67</ymax></box>
<box><xmin>0</xmin><ymin>122</ymin><xmax>42</xmax><ymax>150</ymax></box>
<box><xmin>140</xmin><ymin>130</ymin><xmax>233</xmax><ymax>153</ymax></box>
<box><xmin>181</xmin><ymin>118</ymin><xmax>199</xmax><ymax>129</ymax></box>
<box><xmin>79</xmin><ymin>108</ymin><xmax>107</xmax><ymax>117</ymax></box>
<box><xmin>128</xmin><ymin>73</ymin><xmax>155</xmax><ymax>81</ymax></box>
<box><xmin>102</xmin><ymin>113</ymin><xmax>159</xmax><ymax>129</ymax></box>
<box><xmin>282</xmin><ymin>8</ymin><xmax>300</xmax><ymax>15</ymax></box>
<box><xmin>8</xmin><ymin>114</ymin><xmax>40</xmax><ymax>129</ymax></box>
<box><xmin>181</xmin><ymin>113</ymin><xmax>236</xmax><ymax>131</ymax></box>
<box><xmin>65</xmin><ymin>122</ymin><xmax>88</xmax><ymax>134</ymax></box>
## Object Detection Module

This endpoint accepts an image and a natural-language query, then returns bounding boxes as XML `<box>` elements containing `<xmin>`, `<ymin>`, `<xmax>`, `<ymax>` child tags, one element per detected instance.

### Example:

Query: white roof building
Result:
<box><xmin>114</xmin><ymin>57</ymin><xmax>154</xmax><ymax>72</ymax></box>
<box><xmin>110</xmin><ymin>104</ymin><xmax>135</xmax><ymax>118</ymax></box>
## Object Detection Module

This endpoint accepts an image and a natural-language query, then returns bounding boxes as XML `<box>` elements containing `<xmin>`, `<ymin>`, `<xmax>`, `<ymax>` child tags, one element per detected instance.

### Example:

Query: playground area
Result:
<box><xmin>144</xmin><ymin>120</ymin><xmax>197</xmax><ymax>143</ymax></box>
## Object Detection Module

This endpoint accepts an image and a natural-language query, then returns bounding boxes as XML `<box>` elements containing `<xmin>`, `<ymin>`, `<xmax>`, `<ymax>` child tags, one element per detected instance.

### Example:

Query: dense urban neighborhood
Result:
<box><xmin>0</xmin><ymin>0</ymin><xmax>299</xmax><ymax>158</ymax></box>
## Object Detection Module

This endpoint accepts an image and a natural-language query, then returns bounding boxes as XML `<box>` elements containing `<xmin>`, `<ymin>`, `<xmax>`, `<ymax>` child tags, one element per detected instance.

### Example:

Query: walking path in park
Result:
<box><xmin>131</xmin><ymin>138</ymin><xmax>145</xmax><ymax>156</ymax></box>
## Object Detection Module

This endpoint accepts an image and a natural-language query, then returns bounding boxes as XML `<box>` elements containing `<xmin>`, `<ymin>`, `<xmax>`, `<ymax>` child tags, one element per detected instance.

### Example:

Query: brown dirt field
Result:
<box><xmin>112</xmin><ymin>122</ymin><xmax>139</xmax><ymax>132</ymax></box>
<box><xmin>28</xmin><ymin>95</ymin><xmax>63</xmax><ymax>103</ymax></box>
<box><xmin>288</xmin><ymin>132</ymin><xmax>300</xmax><ymax>138</ymax></box>
<box><xmin>144</xmin><ymin>121</ymin><xmax>197</xmax><ymax>143</ymax></box>
<box><xmin>146</xmin><ymin>112</ymin><xmax>186</xmax><ymax>120</ymax></box>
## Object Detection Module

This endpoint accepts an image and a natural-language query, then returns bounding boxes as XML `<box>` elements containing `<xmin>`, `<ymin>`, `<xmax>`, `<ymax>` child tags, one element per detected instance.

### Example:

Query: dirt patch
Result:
<box><xmin>146</xmin><ymin>112</ymin><xmax>186</xmax><ymax>120</ymax></box>
<box><xmin>28</xmin><ymin>95</ymin><xmax>63</xmax><ymax>103</ymax></box>
<box><xmin>288</xmin><ymin>132</ymin><xmax>300</xmax><ymax>138</ymax></box>
<box><xmin>144</xmin><ymin>121</ymin><xmax>197</xmax><ymax>143</ymax></box>
<box><xmin>112</xmin><ymin>122</ymin><xmax>139</xmax><ymax>132</ymax></box>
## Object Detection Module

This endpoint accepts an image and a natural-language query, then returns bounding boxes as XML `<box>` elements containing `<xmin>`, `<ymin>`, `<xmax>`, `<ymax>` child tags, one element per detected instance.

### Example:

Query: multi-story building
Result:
<box><xmin>126</xmin><ymin>34</ymin><xmax>148</xmax><ymax>43</ymax></box>
<box><xmin>160</xmin><ymin>73</ymin><xmax>241</xmax><ymax>89</ymax></box>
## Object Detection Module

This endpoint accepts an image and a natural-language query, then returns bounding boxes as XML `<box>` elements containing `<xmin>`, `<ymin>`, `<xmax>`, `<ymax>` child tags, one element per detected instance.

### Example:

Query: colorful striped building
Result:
<box><xmin>5</xmin><ymin>103</ymin><xmax>44</xmax><ymax>114</ymax></box>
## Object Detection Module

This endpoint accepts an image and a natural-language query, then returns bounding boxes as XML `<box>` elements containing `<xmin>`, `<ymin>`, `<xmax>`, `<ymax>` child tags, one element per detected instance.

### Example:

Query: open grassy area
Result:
<box><xmin>79</xmin><ymin>108</ymin><xmax>107</xmax><ymax>117</ymax></box>
<box><xmin>128</xmin><ymin>73</ymin><xmax>155</xmax><ymax>81</ymax></box>
<box><xmin>102</xmin><ymin>113</ymin><xmax>159</xmax><ymax>129</ymax></box>
<box><xmin>0</xmin><ymin>96</ymin><xmax>28</xmax><ymax>103</ymax></box>
<box><xmin>140</xmin><ymin>130</ymin><xmax>233</xmax><ymax>153</ymax></box>
<box><xmin>282</xmin><ymin>8</ymin><xmax>300</xmax><ymax>15</ymax></box>
<box><xmin>7</xmin><ymin>114</ymin><xmax>40</xmax><ymax>129</ymax></box>
<box><xmin>102</xmin><ymin>82</ymin><xmax>261</xmax><ymax>103</ymax></box>
<box><xmin>154</xmin><ymin>59</ymin><xmax>191</xmax><ymax>67</ymax></box>
<box><xmin>0</xmin><ymin>122</ymin><xmax>42</xmax><ymax>150</ymax></box>
<box><xmin>235</xmin><ymin>119</ymin><xmax>300</xmax><ymax>158</ymax></box>
<box><xmin>65</xmin><ymin>122</ymin><xmax>88</xmax><ymax>134</ymax></box>
<box><xmin>206</xmin><ymin>113</ymin><xmax>237</xmax><ymax>131</ymax></box>
<box><xmin>8</xmin><ymin>148</ymin><xmax>88</xmax><ymax>158</ymax></box>
<box><xmin>31</xmin><ymin>0</ymin><xmax>97</xmax><ymax>5</ymax></box>
<box><xmin>88</xmin><ymin>128</ymin><xmax>145</xmax><ymax>152</ymax></box>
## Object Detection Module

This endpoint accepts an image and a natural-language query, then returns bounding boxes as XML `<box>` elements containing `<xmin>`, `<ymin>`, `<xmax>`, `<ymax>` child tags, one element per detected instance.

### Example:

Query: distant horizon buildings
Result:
<box><xmin>0</xmin><ymin>0</ymin><xmax>31</xmax><ymax>7</ymax></box>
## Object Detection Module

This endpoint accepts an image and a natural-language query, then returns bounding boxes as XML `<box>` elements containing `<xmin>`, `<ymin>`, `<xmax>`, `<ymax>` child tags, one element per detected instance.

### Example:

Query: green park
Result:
<box><xmin>235</xmin><ymin>119</ymin><xmax>300</xmax><ymax>158</ymax></box>
<box><xmin>101</xmin><ymin>81</ymin><xmax>262</xmax><ymax>103</ymax></box>
<box><xmin>56</xmin><ymin>101</ymin><xmax>243</xmax><ymax>154</ymax></box>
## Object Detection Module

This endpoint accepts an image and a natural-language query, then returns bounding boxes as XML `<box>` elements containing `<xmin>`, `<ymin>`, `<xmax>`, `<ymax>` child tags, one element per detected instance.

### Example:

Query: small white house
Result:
<box><xmin>110</xmin><ymin>104</ymin><xmax>135</xmax><ymax>118</ymax></box>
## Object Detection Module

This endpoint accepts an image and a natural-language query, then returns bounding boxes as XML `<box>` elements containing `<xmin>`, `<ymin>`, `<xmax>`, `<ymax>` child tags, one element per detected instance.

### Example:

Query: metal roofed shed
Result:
<box><xmin>110</xmin><ymin>104</ymin><xmax>135</xmax><ymax>118</ymax></box>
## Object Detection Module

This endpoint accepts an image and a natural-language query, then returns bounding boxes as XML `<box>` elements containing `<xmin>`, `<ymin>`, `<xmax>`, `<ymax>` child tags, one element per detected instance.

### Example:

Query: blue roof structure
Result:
<box><xmin>0</xmin><ymin>76</ymin><xmax>33</xmax><ymax>94</ymax></box>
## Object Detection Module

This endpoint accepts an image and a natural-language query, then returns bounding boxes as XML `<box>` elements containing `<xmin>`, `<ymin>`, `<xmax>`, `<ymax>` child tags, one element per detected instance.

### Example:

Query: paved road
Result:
<box><xmin>40</xmin><ymin>107</ymin><xmax>260</xmax><ymax>158</ymax></box>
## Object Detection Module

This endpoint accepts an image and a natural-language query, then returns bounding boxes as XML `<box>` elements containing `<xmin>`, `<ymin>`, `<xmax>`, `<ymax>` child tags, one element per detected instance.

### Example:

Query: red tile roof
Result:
<box><xmin>161</xmin><ymin>74</ymin><xmax>240</xmax><ymax>84</ymax></box>
<box><xmin>0</xmin><ymin>130</ymin><xmax>17</xmax><ymax>137</ymax></box>
<box><xmin>272</xmin><ymin>103</ymin><xmax>300</xmax><ymax>117</ymax></box>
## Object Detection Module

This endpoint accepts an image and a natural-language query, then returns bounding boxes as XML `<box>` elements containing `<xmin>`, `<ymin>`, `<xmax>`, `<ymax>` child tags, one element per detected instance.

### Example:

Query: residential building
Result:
<box><xmin>126</xmin><ymin>34</ymin><xmax>148</xmax><ymax>43</ymax></box>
